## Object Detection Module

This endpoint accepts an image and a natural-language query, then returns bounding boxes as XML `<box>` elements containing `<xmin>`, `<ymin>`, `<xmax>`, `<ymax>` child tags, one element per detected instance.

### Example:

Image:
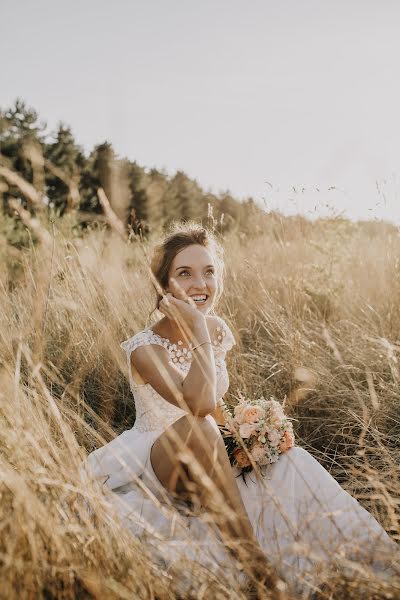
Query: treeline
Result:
<box><xmin>0</xmin><ymin>99</ymin><xmax>262</xmax><ymax>238</ymax></box>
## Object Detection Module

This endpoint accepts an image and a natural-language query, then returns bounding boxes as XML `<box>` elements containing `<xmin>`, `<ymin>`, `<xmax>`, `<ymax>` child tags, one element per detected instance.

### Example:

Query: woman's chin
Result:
<box><xmin>195</xmin><ymin>302</ymin><xmax>211</xmax><ymax>314</ymax></box>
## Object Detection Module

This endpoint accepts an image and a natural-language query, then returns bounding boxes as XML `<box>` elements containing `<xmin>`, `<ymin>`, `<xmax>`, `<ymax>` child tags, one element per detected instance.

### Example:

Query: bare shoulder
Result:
<box><xmin>129</xmin><ymin>335</ymin><xmax>170</xmax><ymax>386</ymax></box>
<box><xmin>130</xmin><ymin>330</ymin><xmax>168</xmax><ymax>370</ymax></box>
<box><xmin>129</xmin><ymin>338</ymin><xmax>168</xmax><ymax>369</ymax></box>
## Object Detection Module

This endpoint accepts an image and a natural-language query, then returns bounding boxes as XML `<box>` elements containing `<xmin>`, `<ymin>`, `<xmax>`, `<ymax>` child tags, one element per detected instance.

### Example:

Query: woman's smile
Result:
<box><xmin>190</xmin><ymin>293</ymin><xmax>209</xmax><ymax>305</ymax></box>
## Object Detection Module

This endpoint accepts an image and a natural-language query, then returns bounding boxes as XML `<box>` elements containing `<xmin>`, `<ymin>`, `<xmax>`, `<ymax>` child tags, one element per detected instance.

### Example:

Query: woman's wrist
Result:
<box><xmin>191</xmin><ymin>315</ymin><xmax>210</xmax><ymax>344</ymax></box>
<box><xmin>192</xmin><ymin>340</ymin><xmax>212</xmax><ymax>352</ymax></box>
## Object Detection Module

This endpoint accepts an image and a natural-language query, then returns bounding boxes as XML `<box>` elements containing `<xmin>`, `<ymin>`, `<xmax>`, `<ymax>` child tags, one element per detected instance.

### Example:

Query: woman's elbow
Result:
<box><xmin>183</xmin><ymin>386</ymin><xmax>216</xmax><ymax>417</ymax></box>
<box><xmin>189</xmin><ymin>399</ymin><xmax>216</xmax><ymax>418</ymax></box>
<box><xmin>197</xmin><ymin>405</ymin><xmax>216</xmax><ymax>417</ymax></box>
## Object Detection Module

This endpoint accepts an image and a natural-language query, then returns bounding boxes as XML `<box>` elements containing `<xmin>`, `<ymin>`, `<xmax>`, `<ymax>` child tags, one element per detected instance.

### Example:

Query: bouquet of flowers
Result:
<box><xmin>219</xmin><ymin>395</ymin><xmax>295</xmax><ymax>474</ymax></box>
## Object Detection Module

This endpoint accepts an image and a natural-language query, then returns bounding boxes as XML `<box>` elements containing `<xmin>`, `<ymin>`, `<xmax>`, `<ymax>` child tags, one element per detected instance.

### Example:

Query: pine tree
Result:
<box><xmin>79</xmin><ymin>143</ymin><xmax>111</xmax><ymax>215</ymax></box>
<box><xmin>0</xmin><ymin>99</ymin><xmax>46</xmax><ymax>209</ymax></box>
<box><xmin>44</xmin><ymin>123</ymin><xmax>85</xmax><ymax>214</ymax></box>
<box><xmin>126</xmin><ymin>161</ymin><xmax>149</xmax><ymax>234</ymax></box>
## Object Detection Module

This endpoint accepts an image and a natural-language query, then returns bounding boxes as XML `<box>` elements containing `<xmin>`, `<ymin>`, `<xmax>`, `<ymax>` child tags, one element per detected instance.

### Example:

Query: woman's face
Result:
<box><xmin>167</xmin><ymin>244</ymin><xmax>218</xmax><ymax>314</ymax></box>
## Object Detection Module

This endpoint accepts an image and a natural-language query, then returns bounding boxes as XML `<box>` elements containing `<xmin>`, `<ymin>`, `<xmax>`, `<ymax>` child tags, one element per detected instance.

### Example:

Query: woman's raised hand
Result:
<box><xmin>158</xmin><ymin>277</ymin><xmax>204</xmax><ymax>330</ymax></box>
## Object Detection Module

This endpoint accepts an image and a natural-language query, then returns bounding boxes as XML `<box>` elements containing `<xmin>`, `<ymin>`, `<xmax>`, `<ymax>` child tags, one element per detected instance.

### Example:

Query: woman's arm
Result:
<box><xmin>130</xmin><ymin>315</ymin><xmax>217</xmax><ymax>417</ymax></box>
<box><xmin>179</xmin><ymin>316</ymin><xmax>216</xmax><ymax>415</ymax></box>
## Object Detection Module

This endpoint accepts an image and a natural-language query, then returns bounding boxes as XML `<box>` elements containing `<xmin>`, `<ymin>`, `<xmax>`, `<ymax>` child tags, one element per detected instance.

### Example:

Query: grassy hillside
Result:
<box><xmin>1</xmin><ymin>208</ymin><xmax>399</xmax><ymax>599</ymax></box>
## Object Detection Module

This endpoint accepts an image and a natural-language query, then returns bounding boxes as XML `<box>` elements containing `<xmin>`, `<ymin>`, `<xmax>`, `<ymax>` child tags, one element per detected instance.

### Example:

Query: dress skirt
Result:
<box><xmin>84</xmin><ymin>426</ymin><xmax>398</xmax><ymax>594</ymax></box>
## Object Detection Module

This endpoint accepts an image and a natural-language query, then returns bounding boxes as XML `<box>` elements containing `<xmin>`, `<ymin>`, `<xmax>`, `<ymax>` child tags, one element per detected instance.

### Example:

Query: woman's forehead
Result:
<box><xmin>172</xmin><ymin>244</ymin><xmax>215</xmax><ymax>267</ymax></box>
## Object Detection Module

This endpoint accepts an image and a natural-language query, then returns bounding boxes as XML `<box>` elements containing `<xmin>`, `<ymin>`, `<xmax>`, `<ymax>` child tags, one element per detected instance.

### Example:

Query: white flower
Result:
<box><xmin>267</xmin><ymin>430</ymin><xmax>281</xmax><ymax>447</ymax></box>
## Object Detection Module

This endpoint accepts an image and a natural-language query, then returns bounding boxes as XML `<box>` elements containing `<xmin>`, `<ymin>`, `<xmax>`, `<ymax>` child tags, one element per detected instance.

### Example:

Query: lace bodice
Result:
<box><xmin>120</xmin><ymin>317</ymin><xmax>236</xmax><ymax>433</ymax></box>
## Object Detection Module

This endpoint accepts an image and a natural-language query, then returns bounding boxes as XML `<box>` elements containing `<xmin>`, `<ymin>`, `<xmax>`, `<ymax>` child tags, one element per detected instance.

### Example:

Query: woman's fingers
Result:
<box><xmin>169</xmin><ymin>278</ymin><xmax>196</xmax><ymax>307</ymax></box>
<box><xmin>159</xmin><ymin>293</ymin><xmax>174</xmax><ymax>317</ymax></box>
<box><xmin>169</xmin><ymin>277</ymin><xmax>186</xmax><ymax>300</ymax></box>
<box><xmin>159</xmin><ymin>292</ymin><xmax>195</xmax><ymax>324</ymax></box>
<box><xmin>159</xmin><ymin>293</ymin><xmax>182</xmax><ymax>319</ymax></box>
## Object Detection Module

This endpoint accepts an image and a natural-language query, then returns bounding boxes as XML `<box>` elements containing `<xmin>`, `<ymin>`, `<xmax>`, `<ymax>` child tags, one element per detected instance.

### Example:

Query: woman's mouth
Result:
<box><xmin>190</xmin><ymin>294</ymin><xmax>208</xmax><ymax>305</ymax></box>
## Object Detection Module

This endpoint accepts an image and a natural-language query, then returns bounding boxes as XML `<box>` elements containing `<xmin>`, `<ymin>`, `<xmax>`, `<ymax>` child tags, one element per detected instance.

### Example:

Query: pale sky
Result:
<box><xmin>1</xmin><ymin>0</ymin><xmax>400</xmax><ymax>223</ymax></box>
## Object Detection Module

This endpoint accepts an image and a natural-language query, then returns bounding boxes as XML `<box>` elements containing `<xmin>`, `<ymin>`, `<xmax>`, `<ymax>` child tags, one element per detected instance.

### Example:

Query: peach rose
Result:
<box><xmin>233</xmin><ymin>405</ymin><xmax>247</xmax><ymax>424</ymax></box>
<box><xmin>239</xmin><ymin>422</ymin><xmax>258</xmax><ymax>439</ymax></box>
<box><xmin>234</xmin><ymin>448</ymin><xmax>251</xmax><ymax>468</ymax></box>
<box><xmin>251</xmin><ymin>445</ymin><xmax>266</xmax><ymax>462</ymax></box>
<box><xmin>269</xmin><ymin>414</ymin><xmax>283</xmax><ymax>428</ymax></box>
<box><xmin>244</xmin><ymin>405</ymin><xmax>265</xmax><ymax>423</ymax></box>
<box><xmin>279</xmin><ymin>429</ymin><xmax>295</xmax><ymax>453</ymax></box>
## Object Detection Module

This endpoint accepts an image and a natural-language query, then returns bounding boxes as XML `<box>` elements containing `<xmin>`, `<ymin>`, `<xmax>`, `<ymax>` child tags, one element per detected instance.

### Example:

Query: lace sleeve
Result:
<box><xmin>120</xmin><ymin>329</ymin><xmax>166</xmax><ymax>361</ymax></box>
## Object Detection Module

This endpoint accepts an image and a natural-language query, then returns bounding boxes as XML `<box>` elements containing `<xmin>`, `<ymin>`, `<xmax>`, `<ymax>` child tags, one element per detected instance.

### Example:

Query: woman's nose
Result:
<box><xmin>191</xmin><ymin>275</ymin><xmax>207</xmax><ymax>288</ymax></box>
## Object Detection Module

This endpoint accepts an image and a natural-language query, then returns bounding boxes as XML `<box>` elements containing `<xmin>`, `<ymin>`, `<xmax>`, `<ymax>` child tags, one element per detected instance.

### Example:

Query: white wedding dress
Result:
<box><xmin>83</xmin><ymin>317</ymin><xmax>398</xmax><ymax>594</ymax></box>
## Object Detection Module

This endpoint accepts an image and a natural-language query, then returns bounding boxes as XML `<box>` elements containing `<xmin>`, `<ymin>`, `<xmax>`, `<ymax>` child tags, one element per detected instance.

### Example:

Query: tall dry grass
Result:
<box><xmin>1</xmin><ymin>207</ymin><xmax>400</xmax><ymax>599</ymax></box>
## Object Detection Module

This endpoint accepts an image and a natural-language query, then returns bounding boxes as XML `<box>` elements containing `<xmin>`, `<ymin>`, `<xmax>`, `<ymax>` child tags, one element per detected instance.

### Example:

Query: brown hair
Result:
<box><xmin>150</xmin><ymin>221</ymin><xmax>225</xmax><ymax>314</ymax></box>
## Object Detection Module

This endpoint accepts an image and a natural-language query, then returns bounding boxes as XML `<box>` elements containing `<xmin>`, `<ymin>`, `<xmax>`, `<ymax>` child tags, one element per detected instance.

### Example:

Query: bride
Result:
<box><xmin>83</xmin><ymin>223</ymin><xmax>398</xmax><ymax>595</ymax></box>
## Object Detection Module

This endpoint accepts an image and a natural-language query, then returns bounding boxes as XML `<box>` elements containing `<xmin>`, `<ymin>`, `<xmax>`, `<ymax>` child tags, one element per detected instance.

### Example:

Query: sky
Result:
<box><xmin>1</xmin><ymin>0</ymin><xmax>400</xmax><ymax>224</ymax></box>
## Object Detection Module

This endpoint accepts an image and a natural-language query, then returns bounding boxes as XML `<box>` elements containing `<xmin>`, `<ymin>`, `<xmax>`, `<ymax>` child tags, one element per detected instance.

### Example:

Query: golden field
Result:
<box><xmin>1</xmin><ymin>207</ymin><xmax>400</xmax><ymax>599</ymax></box>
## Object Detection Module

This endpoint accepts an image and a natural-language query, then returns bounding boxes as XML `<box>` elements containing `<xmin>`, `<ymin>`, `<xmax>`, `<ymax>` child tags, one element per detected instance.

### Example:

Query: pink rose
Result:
<box><xmin>251</xmin><ymin>445</ymin><xmax>266</xmax><ymax>462</ymax></box>
<box><xmin>239</xmin><ymin>422</ymin><xmax>258</xmax><ymax>439</ymax></box>
<box><xmin>244</xmin><ymin>405</ymin><xmax>265</xmax><ymax>423</ymax></box>
<box><xmin>234</xmin><ymin>448</ymin><xmax>251</xmax><ymax>468</ymax></box>
<box><xmin>234</xmin><ymin>405</ymin><xmax>247</xmax><ymax>424</ymax></box>
<box><xmin>267</xmin><ymin>430</ymin><xmax>282</xmax><ymax>447</ymax></box>
<box><xmin>279</xmin><ymin>429</ymin><xmax>295</xmax><ymax>453</ymax></box>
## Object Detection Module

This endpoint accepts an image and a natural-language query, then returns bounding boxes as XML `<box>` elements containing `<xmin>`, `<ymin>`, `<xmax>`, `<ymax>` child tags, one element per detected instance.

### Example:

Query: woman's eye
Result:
<box><xmin>178</xmin><ymin>269</ymin><xmax>214</xmax><ymax>277</ymax></box>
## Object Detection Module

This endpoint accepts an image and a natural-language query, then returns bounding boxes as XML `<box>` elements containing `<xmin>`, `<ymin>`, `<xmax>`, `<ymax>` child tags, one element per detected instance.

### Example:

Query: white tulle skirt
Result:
<box><xmin>84</xmin><ymin>428</ymin><xmax>398</xmax><ymax>594</ymax></box>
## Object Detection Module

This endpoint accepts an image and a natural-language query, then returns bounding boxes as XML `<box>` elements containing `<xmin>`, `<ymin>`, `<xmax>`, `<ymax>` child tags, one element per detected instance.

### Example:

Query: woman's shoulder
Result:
<box><xmin>207</xmin><ymin>315</ymin><xmax>236</xmax><ymax>353</ymax></box>
<box><xmin>120</xmin><ymin>316</ymin><xmax>236</xmax><ymax>356</ymax></box>
<box><xmin>207</xmin><ymin>314</ymin><xmax>234</xmax><ymax>334</ymax></box>
<box><xmin>120</xmin><ymin>327</ymin><xmax>168</xmax><ymax>356</ymax></box>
